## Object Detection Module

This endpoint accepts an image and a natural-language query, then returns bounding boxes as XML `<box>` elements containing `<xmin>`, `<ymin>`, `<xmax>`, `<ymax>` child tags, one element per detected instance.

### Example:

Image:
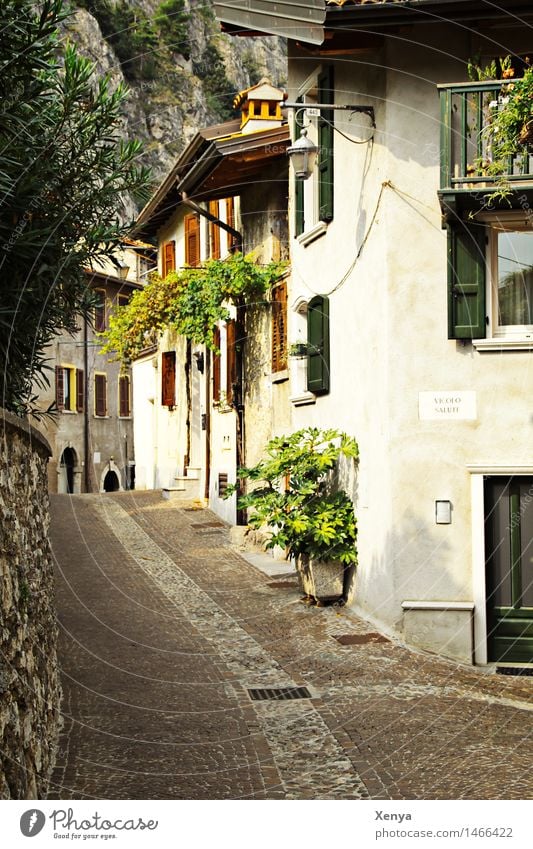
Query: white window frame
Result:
<box><xmin>289</xmin><ymin>295</ymin><xmax>316</xmax><ymax>406</ymax></box>
<box><xmin>295</xmin><ymin>67</ymin><xmax>327</xmax><ymax>245</ymax></box>
<box><xmin>473</xmin><ymin>212</ymin><xmax>533</xmax><ymax>351</ymax></box>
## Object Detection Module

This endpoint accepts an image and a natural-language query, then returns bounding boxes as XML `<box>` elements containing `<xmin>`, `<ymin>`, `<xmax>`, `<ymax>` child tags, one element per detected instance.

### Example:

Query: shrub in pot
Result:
<box><xmin>226</xmin><ymin>427</ymin><xmax>358</xmax><ymax>603</ymax></box>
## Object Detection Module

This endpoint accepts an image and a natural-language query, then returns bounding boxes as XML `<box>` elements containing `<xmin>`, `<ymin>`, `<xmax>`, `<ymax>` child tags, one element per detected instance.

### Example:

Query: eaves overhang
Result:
<box><xmin>133</xmin><ymin>124</ymin><xmax>290</xmax><ymax>240</ymax></box>
<box><xmin>216</xmin><ymin>0</ymin><xmax>533</xmax><ymax>46</ymax></box>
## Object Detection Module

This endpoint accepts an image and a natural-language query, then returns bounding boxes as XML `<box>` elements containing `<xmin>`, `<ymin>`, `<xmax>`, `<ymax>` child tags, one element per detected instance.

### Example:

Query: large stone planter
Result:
<box><xmin>296</xmin><ymin>555</ymin><xmax>345</xmax><ymax>603</ymax></box>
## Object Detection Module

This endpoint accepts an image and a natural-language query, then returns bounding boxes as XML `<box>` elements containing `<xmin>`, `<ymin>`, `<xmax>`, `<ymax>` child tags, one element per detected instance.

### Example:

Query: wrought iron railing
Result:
<box><xmin>438</xmin><ymin>80</ymin><xmax>533</xmax><ymax>191</ymax></box>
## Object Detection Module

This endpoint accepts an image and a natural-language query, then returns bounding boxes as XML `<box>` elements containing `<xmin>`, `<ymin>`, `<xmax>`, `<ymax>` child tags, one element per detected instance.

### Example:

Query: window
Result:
<box><xmin>448</xmin><ymin>217</ymin><xmax>533</xmax><ymax>343</ymax></box>
<box><xmin>209</xmin><ymin>200</ymin><xmax>221</xmax><ymax>259</ymax></box>
<box><xmin>55</xmin><ymin>366</ymin><xmax>82</xmax><ymax>412</ymax></box>
<box><xmin>117</xmin><ymin>293</ymin><xmax>130</xmax><ymax>309</ymax></box>
<box><xmin>119</xmin><ymin>374</ymin><xmax>131</xmax><ymax>417</ymax></box>
<box><xmin>162</xmin><ymin>240</ymin><xmax>176</xmax><ymax>276</ymax></box>
<box><xmin>94</xmin><ymin>373</ymin><xmax>107</xmax><ymax>417</ymax></box>
<box><xmin>161</xmin><ymin>351</ymin><xmax>176</xmax><ymax>407</ymax></box>
<box><xmin>491</xmin><ymin>224</ymin><xmax>533</xmax><ymax>336</ymax></box>
<box><xmin>307</xmin><ymin>295</ymin><xmax>330</xmax><ymax>394</ymax></box>
<box><xmin>94</xmin><ymin>288</ymin><xmax>106</xmax><ymax>332</ymax></box>
<box><xmin>295</xmin><ymin>66</ymin><xmax>334</xmax><ymax>239</ymax></box>
<box><xmin>185</xmin><ymin>214</ymin><xmax>200</xmax><ymax>267</ymax></box>
<box><xmin>271</xmin><ymin>280</ymin><xmax>288</xmax><ymax>373</ymax></box>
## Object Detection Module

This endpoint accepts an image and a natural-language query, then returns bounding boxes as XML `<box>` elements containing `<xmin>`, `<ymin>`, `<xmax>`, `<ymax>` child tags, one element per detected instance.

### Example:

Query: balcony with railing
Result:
<box><xmin>438</xmin><ymin>80</ymin><xmax>533</xmax><ymax>218</ymax></box>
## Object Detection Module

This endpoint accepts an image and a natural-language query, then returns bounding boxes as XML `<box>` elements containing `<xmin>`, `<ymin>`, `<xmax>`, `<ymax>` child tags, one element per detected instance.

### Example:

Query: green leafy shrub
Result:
<box><xmin>227</xmin><ymin>428</ymin><xmax>359</xmax><ymax>565</ymax></box>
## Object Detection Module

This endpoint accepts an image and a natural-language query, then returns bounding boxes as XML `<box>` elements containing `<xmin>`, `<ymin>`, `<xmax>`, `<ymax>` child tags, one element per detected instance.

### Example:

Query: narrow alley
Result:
<box><xmin>47</xmin><ymin>492</ymin><xmax>533</xmax><ymax>800</ymax></box>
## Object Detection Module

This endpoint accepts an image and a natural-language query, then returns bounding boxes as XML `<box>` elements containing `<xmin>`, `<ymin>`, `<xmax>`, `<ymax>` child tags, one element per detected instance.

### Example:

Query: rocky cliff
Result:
<box><xmin>66</xmin><ymin>1</ymin><xmax>287</xmax><ymax>189</ymax></box>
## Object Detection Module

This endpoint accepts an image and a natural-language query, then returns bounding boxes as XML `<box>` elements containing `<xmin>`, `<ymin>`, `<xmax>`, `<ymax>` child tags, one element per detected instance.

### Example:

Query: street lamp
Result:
<box><xmin>287</xmin><ymin>129</ymin><xmax>319</xmax><ymax>181</ymax></box>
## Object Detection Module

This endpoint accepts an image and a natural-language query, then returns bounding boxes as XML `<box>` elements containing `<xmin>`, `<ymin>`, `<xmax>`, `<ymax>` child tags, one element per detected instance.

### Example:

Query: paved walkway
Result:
<box><xmin>47</xmin><ymin>491</ymin><xmax>533</xmax><ymax>800</ymax></box>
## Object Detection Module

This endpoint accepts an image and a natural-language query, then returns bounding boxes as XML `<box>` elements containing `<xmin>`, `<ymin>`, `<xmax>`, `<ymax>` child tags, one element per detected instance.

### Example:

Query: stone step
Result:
<box><xmin>185</xmin><ymin>466</ymin><xmax>202</xmax><ymax>480</ymax></box>
<box><xmin>162</xmin><ymin>487</ymin><xmax>187</xmax><ymax>500</ymax></box>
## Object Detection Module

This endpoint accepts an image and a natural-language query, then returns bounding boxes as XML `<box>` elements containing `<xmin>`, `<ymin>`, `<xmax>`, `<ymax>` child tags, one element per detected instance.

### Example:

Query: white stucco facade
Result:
<box><xmin>284</xmin><ymin>28</ymin><xmax>533</xmax><ymax>663</ymax></box>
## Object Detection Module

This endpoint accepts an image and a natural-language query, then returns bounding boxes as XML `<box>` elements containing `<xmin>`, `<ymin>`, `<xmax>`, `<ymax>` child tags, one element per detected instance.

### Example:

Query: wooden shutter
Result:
<box><xmin>94</xmin><ymin>289</ymin><xmax>106</xmax><ymax>332</ymax></box>
<box><xmin>162</xmin><ymin>241</ymin><xmax>176</xmax><ymax>276</ymax></box>
<box><xmin>447</xmin><ymin>222</ymin><xmax>486</xmax><ymax>339</ymax></box>
<box><xmin>318</xmin><ymin>66</ymin><xmax>334</xmax><ymax>223</ymax></box>
<box><xmin>225</xmin><ymin>197</ymin><xmax>237</xmax><ymax>252</ymax></box>
<box><xmin>213</xmin><ymin>326</ymin><xmax>221</xmax><ymax>402</ymax></box>
<box><xmin>271</xmin><ymin>281</ymin><xmax>288</xmax><ymax>372</ymax></box>
<box><xmin>226</xmin><ymin>319</ymin><xmax>237</xmax><ymax>406</ymax></box>
<box><xmin>76</xmin><ymin>369</ymin><xmax>84</xmax><ymax>413</ymax></box>
<box><xmin>119</xmin><ymin>375</ymin><xmax>130</xmax><ymax>417</ymax></box>
<box><xmin>294</xmin><ymin>97</ymin><xmax>304</xmax><ymax>237</ymax></box>
<box><xmin>95</xmin><ymin>374</ymin><xmax>107</xmax><ymax>417</ymax></box>
<box><xmin>185</xmin><ymin>214</ymin><xmax>200</xmax><ymax>267</ymax></box>
<box><xmin>209</xmin><ymin>200</ymin><xmax>221</xmax><ymax>259</ymax></box>
<box><xmin>307</xmin><ymin>295</ymin><xmax>330</xmax><ymax>394</ymax></box>
<box><xmin>161</xmin><ymin>351</ymin><xmax>176</xmax><ymax>407</ymax></box>
<box><xmin>55</xmin><ymin>366</ymin><xmax>64</xmax><ymax>411</ymax></box>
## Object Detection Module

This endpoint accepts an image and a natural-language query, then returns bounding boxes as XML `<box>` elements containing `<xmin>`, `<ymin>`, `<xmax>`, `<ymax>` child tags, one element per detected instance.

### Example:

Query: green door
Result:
<box><xmin>485</xmin><ymin>476</ymin><xmax>533</xmax><ymax>663</ymax></box>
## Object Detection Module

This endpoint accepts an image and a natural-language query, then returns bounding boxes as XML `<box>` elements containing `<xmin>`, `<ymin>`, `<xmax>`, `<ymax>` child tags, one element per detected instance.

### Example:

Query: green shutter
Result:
<box><xmin>307</xmin><ymin>295</ymin><xmax>330</xmax><ymax>394</ymax></box>
<box><xmin>318</xmin><ymin>66</ymin><xmax>334</xmax><ymax>223</ymax></box>
<box><xmin>294</xmin><ymin>96</ymin><xmax>304</xmax><ymax>236</ymax></box>
<box><xmin>447</xmin><ymin>222</ymin><xmax>486</xmax><ymax>339</ymax></box>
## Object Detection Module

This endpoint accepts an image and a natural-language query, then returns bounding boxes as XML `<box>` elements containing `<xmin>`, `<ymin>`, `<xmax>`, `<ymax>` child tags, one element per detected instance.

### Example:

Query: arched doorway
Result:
<box><xmin>59</xmin><ymin>447</ymin><xmax>77</xmax><ymax>494</ymax></box>
<box><xmin>103</xmin><ymin>470</ymin><xmax>120</xmax><ymax>492</ymax></box>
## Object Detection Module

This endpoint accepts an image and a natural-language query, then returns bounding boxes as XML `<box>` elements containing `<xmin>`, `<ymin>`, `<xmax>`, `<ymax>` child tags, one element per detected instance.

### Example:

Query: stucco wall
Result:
<box><xmin>0</xmin><ymin>410</ymin><xmax>61</xmax><ymax>798</ymax></box>
<box><xmin>286</xmin><ymin>25</ymin><xmax>532</xmax><ymax>658</ymax></box>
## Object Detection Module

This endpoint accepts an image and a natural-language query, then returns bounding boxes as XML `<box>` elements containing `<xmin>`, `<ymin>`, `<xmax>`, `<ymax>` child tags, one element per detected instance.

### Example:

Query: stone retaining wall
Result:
<box><xmin>0</xmin><ymin>409</ymin><xmax>61</xmax><ymax>798</ymax></box>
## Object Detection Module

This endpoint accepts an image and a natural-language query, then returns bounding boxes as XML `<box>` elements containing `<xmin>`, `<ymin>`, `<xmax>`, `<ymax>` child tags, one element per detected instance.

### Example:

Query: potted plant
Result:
<box><xmin>226</xmin><ymin>427</ymin><xmax>359</xmax><ymax>604</ymax></box>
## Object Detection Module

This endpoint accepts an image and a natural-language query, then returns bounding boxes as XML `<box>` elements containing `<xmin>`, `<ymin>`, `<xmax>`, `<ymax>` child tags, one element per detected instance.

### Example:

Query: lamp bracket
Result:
<box><xmin>284</xmin><ymin>102</ymin><xmax>375</xmax><ymax>129</ymax></box>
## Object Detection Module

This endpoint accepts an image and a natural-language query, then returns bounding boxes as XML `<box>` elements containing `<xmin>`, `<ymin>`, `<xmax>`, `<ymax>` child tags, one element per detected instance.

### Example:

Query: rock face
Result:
<box><xmin>0</xmin><ymin>411</ymin><xmax>61</xmax><ymax>799</ymax></box>
<box><xmin>66</xmin><ymin>1</ymin><xmax>287</xmax><ymax>188</ymax></box>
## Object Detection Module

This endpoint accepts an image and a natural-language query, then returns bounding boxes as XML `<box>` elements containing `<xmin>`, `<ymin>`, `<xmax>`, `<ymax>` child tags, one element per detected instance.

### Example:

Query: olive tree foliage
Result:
<box><xmin>0</xmin><ymin>0</ymin><xmax>151</xmax><ymax>415</ymax></box>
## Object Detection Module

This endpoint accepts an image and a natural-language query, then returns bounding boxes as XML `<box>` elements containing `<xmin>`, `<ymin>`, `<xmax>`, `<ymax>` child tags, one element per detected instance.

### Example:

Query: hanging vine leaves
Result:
<box><xmin>101</xmin><ymin>252</ymin><xmax>285</xmax><ymax>363</ymax></box>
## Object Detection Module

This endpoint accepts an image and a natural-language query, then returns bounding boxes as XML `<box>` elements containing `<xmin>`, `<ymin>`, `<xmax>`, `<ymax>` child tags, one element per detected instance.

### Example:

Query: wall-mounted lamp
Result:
<box><xmin>287</xmin><ymin>130</ymin><xmax>319</xmax><ymax>181</ymax></box>
<box><xmin>435</xmin><ymin>500</ymin><xmax>452</xmax><ymax>525</ymax></box>
<box><xmin>194</xmin><ymin>351</ymin><xmax>205</xmax><ymax>374</ymax></box>
<box><xmin>284</xmin><ymin>101</ymin><xmax>375</xmax><ymax>181</ymax></box>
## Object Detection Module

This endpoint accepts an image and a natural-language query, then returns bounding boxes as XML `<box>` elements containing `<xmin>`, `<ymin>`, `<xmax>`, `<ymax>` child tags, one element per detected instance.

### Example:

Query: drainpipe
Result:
<box><xmin>83</xmin><ymin>312</ymin><xmax>90</xmax><ymax>493</ymax></box>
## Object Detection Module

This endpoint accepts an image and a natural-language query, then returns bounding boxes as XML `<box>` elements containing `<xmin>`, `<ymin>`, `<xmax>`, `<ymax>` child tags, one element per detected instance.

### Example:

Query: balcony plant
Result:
<box><xmin>226</xmin><ymin>427</ymin><xmax>358</xmax><ymax>603</ymax></box>
<box><xmin>468</xmin><ymin>56</ymin><xmax>533</xmax><ymax>203</ymax></box>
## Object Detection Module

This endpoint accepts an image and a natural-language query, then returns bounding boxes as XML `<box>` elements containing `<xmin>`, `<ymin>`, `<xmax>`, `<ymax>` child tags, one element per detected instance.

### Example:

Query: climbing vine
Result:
<box><xmin>101</xmin><ymin>252</ymin><xmax>285</xmax><ymax>363</ymax></box>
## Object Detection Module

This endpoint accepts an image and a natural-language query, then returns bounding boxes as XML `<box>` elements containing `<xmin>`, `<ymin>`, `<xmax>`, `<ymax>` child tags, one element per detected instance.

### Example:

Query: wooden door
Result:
<box><xmin>485</xmin><ymin>476</ymin><xmax>533</xmax><ymax>662</ymax></box>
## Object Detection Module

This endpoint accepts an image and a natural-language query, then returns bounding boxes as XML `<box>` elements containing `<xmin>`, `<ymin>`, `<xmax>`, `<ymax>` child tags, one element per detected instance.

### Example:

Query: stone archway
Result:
<box><xmin>99</xmin><ymin>460</ymin><xmax>123</xmax><ymax>493</ymax></box>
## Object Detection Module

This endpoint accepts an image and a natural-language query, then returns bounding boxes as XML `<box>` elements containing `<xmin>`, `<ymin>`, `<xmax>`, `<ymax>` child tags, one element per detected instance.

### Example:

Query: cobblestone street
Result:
<box><xmin>47</xmin><ymin>492</ymin><xmax>533</xmax><ymax>800</ymax></box>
